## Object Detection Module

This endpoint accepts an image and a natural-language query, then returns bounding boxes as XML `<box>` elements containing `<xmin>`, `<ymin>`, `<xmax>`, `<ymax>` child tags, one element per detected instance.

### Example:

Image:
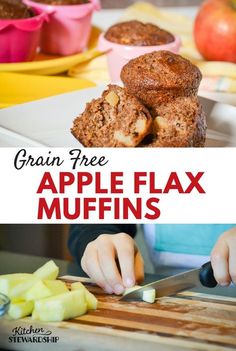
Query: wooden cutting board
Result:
<box><xmin>0</xmin><ymin>276</ymin><xmax>236</xmax><ymax>351</ymax></box>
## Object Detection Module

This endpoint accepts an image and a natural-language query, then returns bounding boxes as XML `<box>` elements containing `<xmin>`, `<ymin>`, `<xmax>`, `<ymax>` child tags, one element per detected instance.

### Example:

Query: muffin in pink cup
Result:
<box><xmin>23</xmin><ymin>0</ymin><xmax>101</xmax><ymax>56</ymax></box>
<box><xmin>0</xmin><ymin>0</ymin><xmax>47</xmax><ymax>63</ymax></box>
<box><xmin>98</xmin><ymin>20</ymin><xmax>182</xmax><ymax>83</ymax></box>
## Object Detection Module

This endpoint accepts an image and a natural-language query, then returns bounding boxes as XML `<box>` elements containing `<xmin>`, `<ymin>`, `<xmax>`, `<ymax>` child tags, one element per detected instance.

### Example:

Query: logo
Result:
<box><xmin>9</xmin><ymin>325</ymin><xmax>59</xmax><ymax>344</ymax></box>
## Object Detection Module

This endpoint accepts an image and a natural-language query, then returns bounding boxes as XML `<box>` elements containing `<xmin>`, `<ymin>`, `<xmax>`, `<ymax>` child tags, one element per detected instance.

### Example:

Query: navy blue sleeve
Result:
<box><xmin>68</xmin><ymin>224</ymin><xmax>137</xmax><ymax>267</ymax></box>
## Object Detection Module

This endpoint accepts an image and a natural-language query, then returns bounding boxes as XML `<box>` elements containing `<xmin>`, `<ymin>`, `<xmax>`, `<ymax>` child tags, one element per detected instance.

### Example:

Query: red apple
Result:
<box><xmin>194</xmin><ymin>0</ymin><xmax>236</xmax><ymax>63</ymax></box>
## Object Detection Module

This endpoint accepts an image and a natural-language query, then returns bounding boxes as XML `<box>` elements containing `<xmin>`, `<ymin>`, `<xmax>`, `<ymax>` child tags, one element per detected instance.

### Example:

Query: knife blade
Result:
<box><xmin>121</xmin><ymin>261</ymin><xmax>217</xmax><ymax>301</ymax></box>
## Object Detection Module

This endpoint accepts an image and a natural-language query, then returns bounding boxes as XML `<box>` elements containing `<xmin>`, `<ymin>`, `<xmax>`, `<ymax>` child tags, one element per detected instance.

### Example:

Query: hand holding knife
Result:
<box><xmin>121</xmin><ymin>261</ymin><xmax>218</xmax><ymax>301</ymax></box>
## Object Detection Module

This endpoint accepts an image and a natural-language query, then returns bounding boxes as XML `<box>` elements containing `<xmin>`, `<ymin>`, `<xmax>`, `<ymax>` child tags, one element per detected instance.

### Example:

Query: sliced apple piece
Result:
<box><xmin>8</xmin><ymin>276</ymin><xmax>39</xmax><ymax>299</ymax></box>
<box><xmin>33</xmin><ymin>290</ymin><xmax>87</xmax><ymax>322</ymax></box>
<box><xmin>71</xmin><ymin>282</ymin><xmax>97</xmax><ymax>310</ymax></box>
<box><xmin>124</xmin><ymin>285</ymin><xmax>156</xmax><ymax>303</ymax></box>
<box><xmin>85</xmin><ymin>291</ymin><xmax>98</xmax><ymax>310</ymax></box>
<box><xmin>33</xmin><ymin>260</ymin><xmax>59</xmax><ymax>280</ymax></box>
<box><xmin>44</xmin><ymin>280</ymin><xmax>69</xmax><ymax>295</ymax></box>
<box><xmin>0</xmin><ymin>274</ymin><xmax>32</xmax><ymax>296</ymax></box>
<box><xmin>0</xmin><ymin>273</ymin><xmax>32</xmax><ymax>280</ymax></box>
<box><xmin>24</xmin><ymin>280</ymin><xmax>52</xmax><ymax>301</ymax></box>
<box><xmin>70</xmin><ymin>282</ymin><xmax>86</xmax><ymax>292</ymax></box>
<box><xmin>31</xmin><ymin>310</ymin><xmax>39</xmax><ymax>320</ymax></box>
<box><xmin>8</xmin><ymin>301</ymin><xmax>34</xmax><ymax>320</ymax></box>
<box><xmin>123</xmin><ymin>285</ymin><xmax>141</xmax><ymax>296</ymax></box>
<box><xmin>25</xmin><ymin>280</ymin><xmax>69</xmax><ymax>301</ymax></box>
<box><xmin>142</xmin><ymin>289</ymin><xmax>156</xmax><ymax>304</ymax></box>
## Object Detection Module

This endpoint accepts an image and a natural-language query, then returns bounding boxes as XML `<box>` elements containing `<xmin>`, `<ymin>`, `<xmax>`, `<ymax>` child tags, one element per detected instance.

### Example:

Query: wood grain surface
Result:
<box><xmin>0</xmin><ymin>276</ymin><xmax>235</xmax><ymax>351</ymax></box>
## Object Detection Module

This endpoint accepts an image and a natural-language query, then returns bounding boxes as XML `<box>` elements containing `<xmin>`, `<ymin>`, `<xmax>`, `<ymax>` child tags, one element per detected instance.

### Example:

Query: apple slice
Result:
<box><xmin>8</xmin><ymin>276</ymin><xmax>40</xmax><ymax>299</ymax></box>
<box><xmin>0</xmin><ymin>274</ymin><xmax>32</xmax><ymax>296</ymax></box>
<box><xmin>71</xmin><ymin>282</ymin><xmax>97</xmax><ymax>310</ymax></box>
<box><xmin>8</xmin><ymin>301</ymin><xmax>34</xmax><ymax>320</ymax></box>
<box><xmin>85</xmin><ymin>291</ymin><xmax>98</xmax><ymax>310</ymax></box>
<box><xmin>124</xmin><ymin>286</ymin><xmax>156</xmax><ymax>303</ymax></box>
<box><xmin>33</xmin><ymin>260</ymin><xmax>59</xmax><ymax>280</ymax></box>
<box><xmin>24</xmin><ymin>280</ymin><xmax>68</xmax><ymax>301</ymax></box>
<box><xmin>70</xmin><ymin>282</ymin><xmax>86</xmax><ymax>292</ymax></box>
<box><xmin>24</xmin><ymin>280</ymin><xmax>52</xmax><ymax>301</ymax></box>
<box><xmin>33</xmin><ymin>290</ymin><xmax>87</xmax><ymax>322</ymax></box>
<box><xmin>142</xmin><ymin>289</ymin><xmax>156</xmax><ymax>304</ymax></box>
<box><xmin>123</xmin><ymin>285</ymin><xmax>141</xmax><ymax>296</ymax></box>
<box><xmin>44</xmin><ymin>280</ymin><xmax>69</xmax><ymax>295</ymax></box>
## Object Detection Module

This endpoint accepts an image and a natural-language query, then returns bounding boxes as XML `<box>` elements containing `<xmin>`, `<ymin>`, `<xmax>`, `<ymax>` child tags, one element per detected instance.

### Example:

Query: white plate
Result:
<box><xmin>0</xmin><ymin>85</ymin><xmax>235</xmax><ymax>147</ymax></box>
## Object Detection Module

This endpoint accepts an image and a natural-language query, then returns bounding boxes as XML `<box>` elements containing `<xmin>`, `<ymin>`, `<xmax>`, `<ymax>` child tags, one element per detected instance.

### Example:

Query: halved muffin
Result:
<box><xmin>71</xmin><ymin>85</ymin><xmax>152</xmax><ymax>147</ymax></box>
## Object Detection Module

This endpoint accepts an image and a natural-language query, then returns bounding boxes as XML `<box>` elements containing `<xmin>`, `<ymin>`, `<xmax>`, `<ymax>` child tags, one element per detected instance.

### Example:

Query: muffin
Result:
<box><xmin>104</xmin><ymin>20</ymin><xmax>175</xmax><ymax>46</ymax></box>
<box><xmin>121</xmin><ymin>51</ymin><xmax>206</xmax><ymax>147</ymax></box>
<box><xmin>121</xmin><ymin>50</ymin><xmax>202</xmax><ymax>107</ymax></box>
<box><xmin>140</xmin><ymin>96</ymin><xmax>207</xmax><ymax>147</ymax></box>
<box><xmin>0</xmin><ymin>0</ymin><xmax>34</xmax><ymax>19</ymax></box>
<box><xmin>31</xmin><ymin>0</ymin><xmax>88</xmax><ymax>4</ymax></box>
<box><xmin>71</xmin><ymin>85</ymin><xmax>152</xmax><ymax>147</ymax></box>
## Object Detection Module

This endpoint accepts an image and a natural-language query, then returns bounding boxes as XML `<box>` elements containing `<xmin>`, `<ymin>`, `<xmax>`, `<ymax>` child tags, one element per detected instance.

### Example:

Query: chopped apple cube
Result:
<box><xmin>11</xmin><ymin>297</ymin><xmax>25</xmax><ymax>303</ymax></box>
<box><xmin>71</xmin><ymin>282</ymin><xmax>97</xmax><ymax>310</ymax></box>
<box><xmin>31</xmin><ymin>310</ymin><xmax>39</xmax><ymax>320</ymax></box>
<box><xmin>25</xmin><ymin>280</ymin><xmax>69</xmax><ymax>301</ymax></box>
<box><xmin>33</xmin><ymin>290</ymin><xmax>87</xmax><ymax>322</ymax></box>
<box><xmin>0</xmin><ymin>274</ymin><xmax>32</xmax><ymax>296</ymax></box>
<box><xmin>8</xmin><ymin>301</ymin><xmax>34</xmax><ymax>320</ymax></box>
<box><xmin>0</xmin><ymin>273</ymin><xmax>32</xmax><ymax>280</ymax></box>
<box><xmin>85</xmin><ymin>291</ymin><xmax>98</xmax><ymax>310</ymax></box>
<box><xmin>8</xmin><ymin>276</ymin><xmax>39</xmax><ymax>299</ymax></box>
<box><xmin>70</xmin><ymin>282</ymin><xmax>86</xmax><ymax>292</ymax></box>
<box><xmin>33</xmin><ymin>260</ymin><xmax>59</xmax><ymax>280</ymax></box>
<box><xmin>142</xmin><ymin>289</ymin><xmax>156</xmax><ymax>304</ymax></box>
<box><xmin>24</xmin><ymin>280</ymin><xmax>52</xmax><ymax>301</ymax></box>
<box><xmin>44</xmin><ymin>280</ymin><xmax>69</xmax><ymax>295</ymax></box>
<box><xmin>124</xmin><ymin>286</ymin><xmax>156</xmax><ymax>303</ymax></box>
<box><xmin>123</xmin><ymin>285</ymin><xmax>141</xmax><ymax>296</ymax></box>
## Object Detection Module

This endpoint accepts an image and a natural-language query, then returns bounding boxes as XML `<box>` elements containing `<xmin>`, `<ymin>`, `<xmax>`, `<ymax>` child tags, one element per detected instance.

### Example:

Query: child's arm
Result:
<box><xmin>211</xmin><ymin>226</ymin><xmax>236</xmax><ymax>286</ymax></box>
<box><xmin>68</xmin><ymin>224</ymin><xmax>144</xmax><ymax>295</ymax></box>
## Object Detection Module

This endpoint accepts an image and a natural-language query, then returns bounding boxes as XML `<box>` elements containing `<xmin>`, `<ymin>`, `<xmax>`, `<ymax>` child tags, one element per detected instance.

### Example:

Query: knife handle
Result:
<box><xmin>199</xmin><ymin>262</ymin><xmax>217</xmax><ymax>288</ymax></box>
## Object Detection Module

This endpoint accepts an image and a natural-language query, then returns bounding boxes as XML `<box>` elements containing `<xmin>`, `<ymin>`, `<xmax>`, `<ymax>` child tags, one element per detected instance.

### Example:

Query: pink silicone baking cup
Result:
<box><xmin>24</xmin><ymin>0</ymin><xmax>101</xmax><ymax>56</ymax></box>
<box><xmin>0</xmin><ymin>7</ymin><xmax>47</xmax><ymax>63</ymax></box>
<box><xmin>98</xmin><ymin>34</ymin><xmax>182</xmax><ymax>83</ymax></box>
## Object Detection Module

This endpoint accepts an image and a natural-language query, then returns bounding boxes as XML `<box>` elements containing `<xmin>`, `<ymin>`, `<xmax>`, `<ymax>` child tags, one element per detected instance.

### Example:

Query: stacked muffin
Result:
<box><xmin>71</xmin><ymin>51</ymin><xmax>207</xmax><ymax>148</ymax></box>
<box><xmin>31</xmin><ymin>0</ymin><xmax>88</xmax><ymax>5</ymax></box>
<box><xmin>121</xmin><ymin>50</ymin><xmax>206</xmax><ymax>147</ymax></box>
<box><xmin>0</xmin><ymin>0</ymin><xmax>34</xmax><ymax>19</ymax></box>
<box><xmin>71</xmin><ymin>85</ymin><xmax>152</xmax><ymax>147</ymax></box>
<box><xmin>104</xmin><ymin>20</ymin><xmax>175</xmax><ymax>46</ymax></box>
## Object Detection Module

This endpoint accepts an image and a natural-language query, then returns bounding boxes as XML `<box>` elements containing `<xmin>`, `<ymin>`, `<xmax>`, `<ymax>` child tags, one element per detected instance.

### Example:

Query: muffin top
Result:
<box><xmin>121</xmin><ymin>50</ymin><xmax>202</xmax><ymax>91</ymax></box>
<box><xmin>32</xmin><ymin>0</ymin><xmax>89</xmax><ymax>5</ymax></box>
<box><xmin>0</xmin><ymin>0</ymin><xmax>34</xmax><ymax>19</ymax></box>
<box><xmin>104</xmin><ymin>20</ymin><xmax>175</xmax><ymax>46</ymax></box>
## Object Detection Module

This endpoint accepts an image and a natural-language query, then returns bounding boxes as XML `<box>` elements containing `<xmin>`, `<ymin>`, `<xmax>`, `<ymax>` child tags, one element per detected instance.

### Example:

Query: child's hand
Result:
<box><xmin>211</xmin><ymin>227</ymin><xmax>236</xmax><ymax>286</ymax></box>
<box><xmin>81</xmin><ymin>233</ymin><xmax>144</xmax><ymax>295</ymax></box>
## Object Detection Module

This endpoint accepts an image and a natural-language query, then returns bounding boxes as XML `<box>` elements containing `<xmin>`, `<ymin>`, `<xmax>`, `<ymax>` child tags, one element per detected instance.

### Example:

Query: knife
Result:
<box><xmin>121</xmin><ymin>261</ymin><xmax>217</xmax><ymax>301</ymax></box>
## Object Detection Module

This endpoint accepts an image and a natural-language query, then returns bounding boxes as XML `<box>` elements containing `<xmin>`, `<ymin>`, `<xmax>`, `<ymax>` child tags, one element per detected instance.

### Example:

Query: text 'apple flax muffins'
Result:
<box><xmin>121</xmin><ymin>50</ymin><xmax>207</xmax><ymax>147</ymax></box>
<box><xmin>104</xmin><ymin>20</ymin><xmax>175</xmax><ymax>46</ymax></box>
<box><xmin>71</xmin><ymin>85</ymin><xmax>152</xmax><ymax>147</ymax></box>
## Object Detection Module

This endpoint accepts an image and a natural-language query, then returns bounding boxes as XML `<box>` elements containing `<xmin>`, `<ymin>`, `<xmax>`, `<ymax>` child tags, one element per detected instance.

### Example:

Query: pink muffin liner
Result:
<box><xmin>0</xmin><ymin>7</ymin><xmax>47</xmax><ymax>63</ymax></box>
<box><xmin>98</xmin><ymin>33</ymin><xmax>182</xmax><ymax>83</ymax></box>
<box><xmin>24</xmin><ymin>0</ymin><xmax>101</xmax><ymax>56</ymax></box>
